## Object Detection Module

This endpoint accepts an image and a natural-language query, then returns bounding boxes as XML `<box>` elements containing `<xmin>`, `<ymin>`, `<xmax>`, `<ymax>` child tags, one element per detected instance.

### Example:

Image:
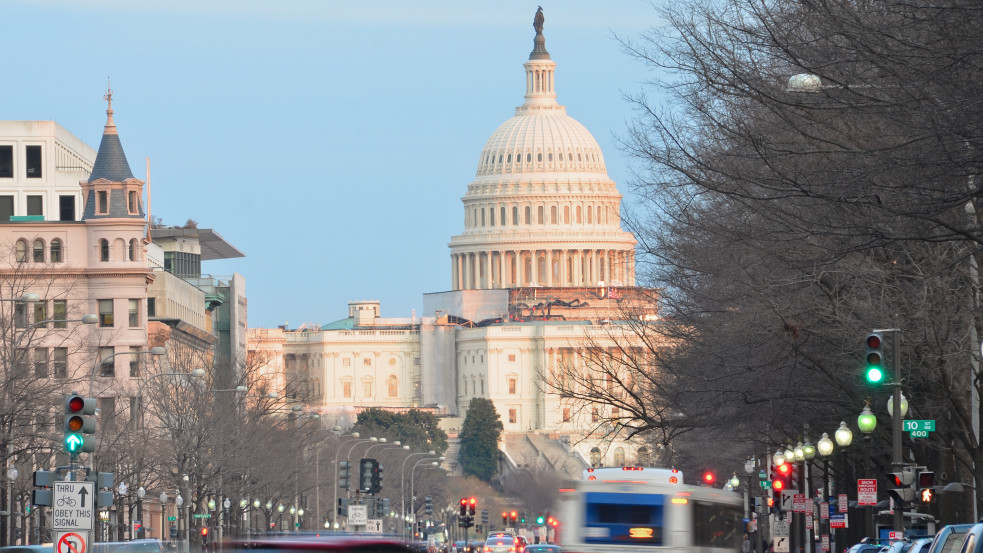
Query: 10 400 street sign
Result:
<box><xmin>903</xmin><ymin>420</ymin><xmax>936</xmax><ymax>438</ymax></box>
<box><xmin>52</xmin><ymin>482</ymin><xmax>95</xmax><ymax>530</ymax></box>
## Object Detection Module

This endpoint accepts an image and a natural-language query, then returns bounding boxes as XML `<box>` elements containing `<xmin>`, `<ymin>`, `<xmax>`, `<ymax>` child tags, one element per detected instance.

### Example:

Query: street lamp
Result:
<box><xmin>400</xmin><ymin>450</ymin><xmax>436</xmax><ymax>536</ymax></box>
<box><xmin>332</xmin><ymin>434</ymin><xmax>374</xmax><ymax>529</ymax></box>
<box><xmin>817</xmin><ymin>433</ymin><xmax>834</xmax><ymax>553</ymax></box>
<box><xmin>409</xmin><ymin>458</ymin><xmax>443</xmax><ymax>531</ymax></box>
<box><xmin>858</xmin><ymin>405</ymin><xmax>877</xmax><ymax>538</ymax></box>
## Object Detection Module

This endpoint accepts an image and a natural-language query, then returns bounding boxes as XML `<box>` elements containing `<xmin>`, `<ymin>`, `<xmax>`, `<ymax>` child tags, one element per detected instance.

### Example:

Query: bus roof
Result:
<box><xmin>582</xmin><ymin>467</ymin><xmax>684</xmax><ymax>484</ymax></box>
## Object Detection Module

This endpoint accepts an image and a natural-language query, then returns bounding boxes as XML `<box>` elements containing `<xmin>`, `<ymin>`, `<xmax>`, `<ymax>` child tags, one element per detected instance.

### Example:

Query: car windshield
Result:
<box><xmin>939</xmin><ymin>531</ymin><xmax>972</xmax><ymax>553</ymax></box>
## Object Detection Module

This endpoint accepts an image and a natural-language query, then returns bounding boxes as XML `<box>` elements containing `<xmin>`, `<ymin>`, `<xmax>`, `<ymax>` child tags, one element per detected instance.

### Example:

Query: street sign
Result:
<box><xmin>838</xmin><ymin>494</ymin><xmax>848</xmax><ymax>513</ymax></box>
<box><xmin>858</xmin><ymin>479</ymin><xmax>878</xmax><ymax>506</ymax></box>
<box><xmin>820</xmin><ymin>502</ymin><xmax>829</xmax><ymax>519</ymax></box>
<box><xmin>830</xmin><ymin>514</ymin><xmax>847</xmax><ymax>529</ymax></box>
<box><xmin>822</xmin><ymin>535</ymin><xmax>830</xmax><ymax>552</ymax></box>
<box><xmin>773</xmin><ymin>537</ymin><xmax>789</xmax><ymax>553</ymax></box>
<box><xmin>805</xmin><ymin>512</ymin><xmax>813</xmax><ymax>530</ymax></box>
<box><xmin>773</xmin><ymin>519</ymin><xmax>790</xmax><ymax>538</ymax></box>
<box><xmin>192</xmin><ymin>514</ymin><xmax>211</xmax><ymax>519</ymax></box>
<box><xmin>365</xmin><ymin>519</ymin><xmax>383</xmax><ymax>533</ymax></box>
<box><xmin>167</xmin><ymin>516</ymin><xmax>176</xmax><ymax>521</ymax></box>
<box><xmin>889</xmin><ymin>531</ymin><xmax>904</xmax><ymax>540</ymax></box>
<box><xmin>56</xmin><ymin>531</ymin><xmax>88</xmax><ymax>553</ymax></box>
<box><xmin>793</xmin><ymin>494</ymin><xmax>805</xmax><ymax>513</ymax></box>
<box><xmin>52</xmin><ymin>481</ymin><xmax>95</xmax><ymax>531</ymax></box>
<box><xmin>903</xmin><ymin>420</ymin><xmax>935</xmax><ymax>432</ymax></box>
<box><xmin>348</xmin><ymin>505</ymin><xmax>368</xmax><ymax>526</ymax></box>
<box><xmin>780</xmin><ymin>490</ymin><xmax>798</xmax><ymax>511</ymax></box>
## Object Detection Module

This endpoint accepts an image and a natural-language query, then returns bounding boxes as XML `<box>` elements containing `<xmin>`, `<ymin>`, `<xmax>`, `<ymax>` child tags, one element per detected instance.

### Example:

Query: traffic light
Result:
<box><xmin>200</xmin><ymin>527</ymin><xmax>209</xmax><ymax>547</ymax></box>
<box><xmin>64</xmin><ymin>393</ymin><xmax>96</xmax><ymax>453</ymax></box>
<box><xmin>425</xmin><ymin>496</ymin><xmax>434</xmax><ymax>516</ymax></box>
<box><xmin>536</xmin><ymin>513</ymin><xmax>545</xmax><ymax>525</ymax></box>
<box><xmin>771</xmin><ymin>462</ymin><xmax>790</xmax><ymax>492</ymax></box>
<box><xmin>359</xmin><ymin>459</ymin><xmax>374</xmax><ymax>492</ymax></box>
<box><xmin>502</xmin><ymin>512</ymin><xmax>508</xmax><ymax>525</ymax></box>
<box><xmin>369</xmin><ymin>460</ymin><xmax>382</xmax><ymax>494</ymax></box>
<box><xmin>373</xmin><ymin>463</ymin><xmax>384</xmax><ymax>494</ymax></box>
<box><xmin>337</xmin><ymin>498</ymin><xmax>349</xmax><ymax>517</ymax></box>
<box><xmin>865</xmin><ymin>333</ymin><xmax>886</xmax><ymax>384</ymax></box>
<box><xmin>547</xmin><ymin>515</ymin><xmax>558</xmax><ymax>527</ymax></box>
<box><xmin>481</xmin><ymin>509</ymin><xmax>489</xmax><ymax>525</ymax></box>
<box><xmin>338</xmin><ymin>461</ymin><xmax>350</xmax><ymax>489</ymax></box>
<box><xmin>509</xmin><ymin>510</ymin><xmax>518</xmax><ymax>526</ymax></box>
<box><xmin>32</xmin><ymin>470</ymin><xmax>55</xmax><ymax>507</ymax></box>
<box><xmin>460</xmin><ymin>498</ymin><xmax>468</xmax><ymax>517</ymax></box>
<box><xmin>886</xmin><ymin>470</ymin><xmax>914</xmax><ymax>502</ymax></box>
<box><xmin>469</xmin><ymin>497</ymin><xmax>477</xmax><ymax>516</ymax></box>
<box><xmin>702</xmin><ymin>470</ymin><xmax>716</xmax><ymax>486</ymax></box>
<box><xmin>917</xmin><ymin>470</ymin><xmax>935</xmax><ymax>502</ymax></box>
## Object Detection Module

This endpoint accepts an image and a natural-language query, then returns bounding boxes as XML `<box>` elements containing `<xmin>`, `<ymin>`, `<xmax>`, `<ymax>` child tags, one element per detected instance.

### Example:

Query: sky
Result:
<box><xmin>3</xmin><ymin>0</ymin><xmax>664</xmax><ymax>328</ymax></box>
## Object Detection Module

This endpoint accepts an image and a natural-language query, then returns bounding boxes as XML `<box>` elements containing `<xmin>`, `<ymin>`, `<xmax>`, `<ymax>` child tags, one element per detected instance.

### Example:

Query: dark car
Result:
<box><xmin>226</xmin><ymin>537</ymin><xmax>416</xmax><ymax>553</ymax></box>
<box><xmin>910</xmin><ymin>538</ymin><xmax>935</xmax><ymax>553</ymax></box>
<box><xmin>928</xmin><ymin>524</ymin><xmax>977</xmax><ymax>553</ymax></box>
<box><xmin>847</xmin><ymin>543</ymin><xmax>887</xmax><ymax>553</ymax></box>
<box><xmin>454</xmin><ymin>541</ymin><xmax>482</xmax><ymax>553</ymax></box>
<box><xmin>91</xmin><ymin>540</ymin><xmax>165</xmax><ymax>553</ymax></box>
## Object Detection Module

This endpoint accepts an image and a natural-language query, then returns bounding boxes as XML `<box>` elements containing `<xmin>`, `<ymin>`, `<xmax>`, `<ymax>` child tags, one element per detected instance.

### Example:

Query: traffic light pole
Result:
<box><xmin>875</xmin><ymin>328</ymin><xmax>905</xmax><ymax>535</ymax></box>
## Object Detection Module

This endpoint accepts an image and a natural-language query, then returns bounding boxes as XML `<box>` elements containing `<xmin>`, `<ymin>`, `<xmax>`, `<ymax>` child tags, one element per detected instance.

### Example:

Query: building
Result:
<box><xmin>248</xmin><ymin>13</ymin><xmax>657</xmax><ymax>476</ymax></box>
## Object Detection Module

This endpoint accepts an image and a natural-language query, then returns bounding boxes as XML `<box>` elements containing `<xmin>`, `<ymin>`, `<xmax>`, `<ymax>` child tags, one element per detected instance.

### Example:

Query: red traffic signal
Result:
<box><xmin>200</xmin><ymin>528</ymin><xmax>208</xmax><ymax>537</ymax></box>
<box><xmin>460</xmin><ymin>498</ymin><xmax>468</xmax><ymax>517</ymax></box>
<box><xmin>468</xmin><ymin>497</ymin><xmax>477</xmax><ymax>516</ymax></box>
<box><xmin>502</xmin><ymin>512</ymin><xmax>508</xmax><ymax>525</ymax></box>
<box><xmin>510</xmin><ymin>510</ymin><xmax>518</xmax><ymax>525</ymax></box>
<box><xmin>702</xmin><ymin>471</ymin><xmax>716</xmax><ymax>486</ymax></box>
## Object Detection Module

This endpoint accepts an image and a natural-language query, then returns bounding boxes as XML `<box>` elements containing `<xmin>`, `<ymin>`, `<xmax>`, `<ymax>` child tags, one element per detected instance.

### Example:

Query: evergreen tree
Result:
<box><xmin>457</xmin><ymin>398</ymin><xmax>503</xmax><ymax>481</ymax></box>
<box><xmin>350</xmin><ymin>408</ymin><xmax>448</xmax><ymax>454</ymax></box>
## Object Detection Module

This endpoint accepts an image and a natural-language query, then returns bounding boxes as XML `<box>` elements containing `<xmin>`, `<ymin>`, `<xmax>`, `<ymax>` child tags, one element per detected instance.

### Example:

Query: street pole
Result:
<box><xmin>875</xmin><ymin>327</ymin><xmax>905</xmax><ymax>535</ymax></box>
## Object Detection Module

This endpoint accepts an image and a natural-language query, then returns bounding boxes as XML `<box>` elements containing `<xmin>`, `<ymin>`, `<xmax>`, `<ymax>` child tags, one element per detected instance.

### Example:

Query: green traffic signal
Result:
<box><xmin>864</xmin><ymin>333</ymin><xmax>885</xmax><ymax>384</ymax></box>
<box><xmin>65</xmin><ymin>433</ymin><xmax>84</xmax><ymax>453</ymax></box>
<box><xmin>536</xmin><ymin>515</ymin><xmax>545</xmax><ymax>525</ymax></box>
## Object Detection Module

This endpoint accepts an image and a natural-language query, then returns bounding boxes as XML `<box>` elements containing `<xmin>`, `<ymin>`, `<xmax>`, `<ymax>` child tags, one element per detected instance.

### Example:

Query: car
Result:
<box><xmin>927</xmin><ymin>524</ymin><xmax>977</xmax><ymax>553</ymax></box>
<box><xmin>487</xmin><ymin>533</ymin><xmax>515</xmax><ymax>540</ymax></box>
<box><xmin>225</xmin><ymin>536</ymin><xmax>417</xmax><ymax>553</ymax></box>
<box><xmin>523</xmin><ymin>545</ymin><xmax>561</xmax><ymax>553</ymax></box>
<box><xmin>909</xmin><ymin>538</ymin><xmax>935</xmax><ymax>553</ymax></box>
<box><xmin>484</xmin><ymin>536</ymin><xmax>516</xmax><ymax>553</ymax></box>
<box><xmin>0</xmin><ymin>546</ymin><xmax>55</xmax><ymax>553</ymax></box>
<box><xmin>91</xmin><ymin>540</ymin><xmax>165</xmax><ymax>553</ymax></box>
<box><xmin>847</xmin><ymin>543</ymin><xmax>887</xmax><ymax>553</ymax></box>
<box><xmin>454</xmin><ymin>541</ymin><xmax>482</xmax><ymax>553</ymax></box>
<box><xmin>514</xmin><ymin>536</ymin><xmax>527</xmax><ymax>552</ymax></box>
<box><xmin>954</xmin><ymin>523</ymin><xmax>983</xmax><ymax>553</ymax></box>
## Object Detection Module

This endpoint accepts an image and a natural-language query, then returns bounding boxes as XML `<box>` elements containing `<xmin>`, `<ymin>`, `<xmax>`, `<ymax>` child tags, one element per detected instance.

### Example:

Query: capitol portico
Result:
<box><xmin>248</xmin><ymin>11</ymin><xmax>656</xmax><ymax>476</ymax></box>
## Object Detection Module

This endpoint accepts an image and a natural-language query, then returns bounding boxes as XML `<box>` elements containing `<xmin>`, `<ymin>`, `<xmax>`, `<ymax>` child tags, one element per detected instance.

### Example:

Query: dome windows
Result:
<box><xmin>526</xmin><ymin>153</ymin><xmax>531</xmax><ymax>163</ymax></box>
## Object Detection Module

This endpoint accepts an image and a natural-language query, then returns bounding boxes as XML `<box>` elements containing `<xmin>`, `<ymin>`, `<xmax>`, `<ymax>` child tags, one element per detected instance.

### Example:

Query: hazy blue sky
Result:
<box><xmin>4</xmin><ymin>0</ymin><xmax>663</xmax><ymax>328</ymax></box>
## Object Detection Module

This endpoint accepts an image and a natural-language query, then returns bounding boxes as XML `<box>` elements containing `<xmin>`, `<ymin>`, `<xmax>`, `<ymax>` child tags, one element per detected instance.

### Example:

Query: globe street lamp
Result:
<box><xmin>858</xmin><ymin>404</ymin><xmax>877</xmax><ymax>538</ymax></box>
<box><xmin>817</xmin><ymin>433</ymin><xmax>834</xmax><ymax>553</ymax></box>
<box><xmin>400</xmin><ymin>451</ymin><xmax>436</xmax><ymax>536</ymax></box>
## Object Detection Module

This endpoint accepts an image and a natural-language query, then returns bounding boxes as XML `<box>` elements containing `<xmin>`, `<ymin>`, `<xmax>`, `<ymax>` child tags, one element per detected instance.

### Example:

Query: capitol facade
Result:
<box><xmin>248</xmin><ymin>14</ymin><xmax>656</xmax><ymax>477</ymax></box>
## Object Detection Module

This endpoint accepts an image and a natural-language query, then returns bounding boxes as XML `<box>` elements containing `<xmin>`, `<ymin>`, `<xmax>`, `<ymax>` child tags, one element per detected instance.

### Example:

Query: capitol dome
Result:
<box><xmin>448</xmin><ymin>15</ymin><xmax>637</xmax><ymax>292</ymax></box>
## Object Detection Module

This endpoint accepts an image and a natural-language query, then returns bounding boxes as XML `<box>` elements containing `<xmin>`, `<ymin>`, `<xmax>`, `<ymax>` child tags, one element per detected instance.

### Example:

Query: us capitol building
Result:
<box><xmin>248</xmin><ymin>11</ymin><xmax>658</xmax><ymax>477</ymax></box>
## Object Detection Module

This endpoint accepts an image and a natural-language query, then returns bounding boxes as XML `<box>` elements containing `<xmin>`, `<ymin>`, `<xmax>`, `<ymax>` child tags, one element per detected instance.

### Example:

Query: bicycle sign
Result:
<box><xmin>52</xmin><ymin>481</ymin><xmax>94</xmax><ymax>530</ymax></box>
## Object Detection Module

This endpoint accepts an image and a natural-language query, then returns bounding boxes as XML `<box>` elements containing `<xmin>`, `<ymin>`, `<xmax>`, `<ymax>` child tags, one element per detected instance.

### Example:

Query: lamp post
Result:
<box><xmin>409</xmin><ymin>458</ymin><xmax>443</xmax><ymax>532</ymax></box>
<box><xmin>858</xmin><ymin>404</ymin><xmax>877</xmax><ymax>539</ymax></box>
<box><xmin>332</xmin><ymin>435</ymin><xmax>376</xmax><ymax>530</ymax></box>
<box><xmin>160</xmin><ymin>493</ymin><xmax>168</xmax><ymax>544</ymax></box>
<box><xmin>832</xmin><ymin>421</ymin><xmax>853</xmax><ymax>550</ymax></box>
<box><xmin>400</xmin><ymin>450</ymin><xmax>436</xmax><ymax>537</ymax></box>
<box><xmin>817</xmin><ymin>433</ymin><xmax>834</xmax><ymax>553</ymax></box>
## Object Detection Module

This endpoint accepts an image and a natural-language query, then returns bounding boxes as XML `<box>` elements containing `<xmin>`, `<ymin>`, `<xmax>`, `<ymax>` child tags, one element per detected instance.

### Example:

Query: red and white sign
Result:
<box><xmin>889</xmin><ymin>531</ymin><xmax>904</xmax><ymax>540</ymax></box>
<box><xmin>858</xmin><ymin>479</ymin><xmax>878</xmax><ymax>506</ymax></box>
<box><xmin>822</xmin><ymin>535</ymin><xmax>830</xmax><ymax>552</ymax></box>
<box><xmin>838</xmin><ymin>494</ymin><xmax>848</xmax><ymax>513</ymax></box>
<box><xmin>805</xmin><ymin>512</ymin><xmax>813</xmax><ymax>530</ymax></box>
<box><xmin>820</xmin><ymin>502</ymin><xmax>829</xmax><ymax>519</ymax></box>
<box><xmin>56</xmin><ymin>532</ymin><xmax>87</xmax><ymax>553</ymax></box>
<box><xmin>794</xmin><ymin>494</ymin><xmax>806</xmax><ymax>513</ymax></box>
<box><xmin>830</xmin><ymin>515</ymin><xmax>847</xmax><ymax>529</ymax></box>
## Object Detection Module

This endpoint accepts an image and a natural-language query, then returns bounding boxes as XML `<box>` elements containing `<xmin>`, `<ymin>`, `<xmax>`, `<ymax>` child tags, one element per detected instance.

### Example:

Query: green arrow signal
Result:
<box><xmin>65</xmin><ymin>433</ymin><xmax>84</xmax><ymax>452</ymax></box>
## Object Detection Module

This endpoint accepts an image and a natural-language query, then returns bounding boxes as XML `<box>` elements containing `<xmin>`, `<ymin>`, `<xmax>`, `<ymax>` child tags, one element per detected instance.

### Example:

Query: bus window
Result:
<box><xmin>693</xmin><ymin>501</ymin><xmax>743</xmax><ymax>550</ymax></box>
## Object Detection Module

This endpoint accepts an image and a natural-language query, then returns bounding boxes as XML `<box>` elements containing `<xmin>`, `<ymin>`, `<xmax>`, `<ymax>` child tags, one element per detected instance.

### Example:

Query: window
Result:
<box><xmin>551</xmin><ymin>206</ymin><xmax>557</xmax><ymax>224</ymax></box>
<box><xmin>59</xmin><ymin>195</ymin><xmax>75</xmax><ymax>221</ymax></box>
<box><xmin>25</xmin><ymin>145</ymin><xmax>41</xmax><ymax>178</ymax></box>
<box><xmin>97</xmin><ymin>191</ymin><xmax>108</xmax><ymax>214</ymax></box>
<box><xmin>508</xmin><ymin>408</ymin><xmax>517</xmax><ymax>424</ymax></box>
<box><xmin>500</xmin><ymin>206</ymin><xmax>506</xmax><ymax>225</ymax></box>
<box><xmin>34</xmin><ymin>348</ymin><xmax>48</xmax><ymax>378</ymax></box>
<box><xmin>27</xmin><ymin>196</ymin><xmax>42</xmax><ymax>217</ymax></box>
<box><xmin>611</xmin><ymin>407</ymin><xmax>619</xmax><ymax>417</ymax></box>
<box><xmin>0</xmin><ymin>146</ymin><xmax>11</xmax><ymax>178</ymax></box>
<box><xmin>525</xmin><ymin>206</ymin><xmax>531</xmax><ymax>224</ymax></box>
<box><xmin>592</xmin><ymin>407</ymin><xmax>599</xmax><ymax>422</ymax></box>
<box><xmin>614</xmin><ymin>447</ymin><xmax>626</xmax><ymax>466</ymax></box>
<box><xmin>587</xmin><ymin>206</ymin><xmax>593</xmax><ymax>224</ymax></box>
<box><xmin>99</xmin><ymin>299</ymin><xmax>114</xmax><ymax>327</ymax></box>
<box><xmin>15</xmin><ymin>239</ymin><xmax>27</xmax><ymax>262</ymax></box>
<box><xmin>576</xmin><ymin>206</ymin><xmax>582</xmax><ymax>224</ymax></box>
<box><xmin>147</xmin><ymin>297</ymin><xmax>156</xmax><ymax>317</ymax></box>
<box><xmin>128</xmin><ymin>299</ymin><xmax>139</xmax><ymax>327</ymax></box>
<box><xmin>563</xmin><ymin>206</ymin><xmax>570</xmax><ymax>224</ymax></box>
<box><xmin>363</xmin><ymin>380</ymin><xmax>372</xmax><ymax>397</ymax></box>
<box><xmin>128</xmin><ymin>191</ymin><xmax>138</xmax><ymax>213</ymax></box>
<box><xmin>538</xmin><ymin>206</ymin><xmax>544</xmax><ymax>224</ymax></box>
<box><xmin>562</xmin><ymin>408</ymin><xmax>571</xmax><ymax>422</ymax></box>
<box><xmin>53</xmin><ymin>300</ymin><xmax>67</xmax><ymax>328</ymax></box>
<box><xmin>481</xmin><ymin>209</ymin><xmax>485</xmax><ymax>226</ymax></box>
<box><xmin>490</xmin><ymin>208</ymin><xmax>495</xmax><ymax>226</ymax></box>
<box><xmin>99</xmin><ymin>347</ymin><xmax>115</xmax><ymax>376</ymax></box>
<box><xmin>342</xmin><ymin>379</ymin><xmax>352</xmax><ymax>398</ymax></box>
<box><xmin>50</xmin><ymin>239</ymin><xmax>62</xmax><ymax>262</ymax></box>
<box><xmin>508</xmin><ymin>377</ymin><xmax>517</xmax><ymax>395</ymax></box>
<box><xmin>34</xmin><ymin>300</ymin><xmax>46</xmax><ymax>326</ymax></box>
<box><xmin>387</xmin><ymin>375</ymin><xmax>398</xmax><ymax>397</ymax></box>
<box><xmin>99</xmin><ymin>239</ymin><xmax>109</xmax><ymax>261</ymax></box>
<box><xmin>508</xmin><ymin>354</ymin><xmax>516</xmax><ymax>362</ymax></box>
<box><xmin>513</xmin><ymin>206</ymin><xmax>518</xmax><ymax>225</ymax></box>
<box><xmin>0</xmin><ymin>196</ymin><xmax>13</xmax><ymax>222</ymax></box>
<box><xmin>343</xmin><ymin>358</ymin><xmax>351</xmax><ymax>367</ymax></box>
<box><xmin>129</xmin><ymin>346</ymin><xmax>141</xmax><ymax>377</ymax></box>
<box><xmin>363</xmin><ymin>357</ymin><xmax>372</xmax><ymax>367</ymax></box>
<box><xmin>32</xmin><ymin>239</ymin><xmax>44</xmax><ymax>262</ymax></box>
<box><xmin>53</xmin><ymin>348</ymin><xmax>67</xmax><ymax>378</ymax></box>
<box><xmin>129</xmin><ymin>238</ymin><xmax>139</xmax><ymax>261</ymax></box>
<box><xmin>14</xmin><ymin>303</ymin><xmax>26</xmax><ymax>328</ymax></box>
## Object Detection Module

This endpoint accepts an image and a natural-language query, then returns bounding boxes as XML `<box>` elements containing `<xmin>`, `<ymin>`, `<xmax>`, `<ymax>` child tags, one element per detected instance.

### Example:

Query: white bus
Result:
<box><xmin>558</xmin><ymin>467</ymin><xmax>743</xmax><ymax>553</ymax></box>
